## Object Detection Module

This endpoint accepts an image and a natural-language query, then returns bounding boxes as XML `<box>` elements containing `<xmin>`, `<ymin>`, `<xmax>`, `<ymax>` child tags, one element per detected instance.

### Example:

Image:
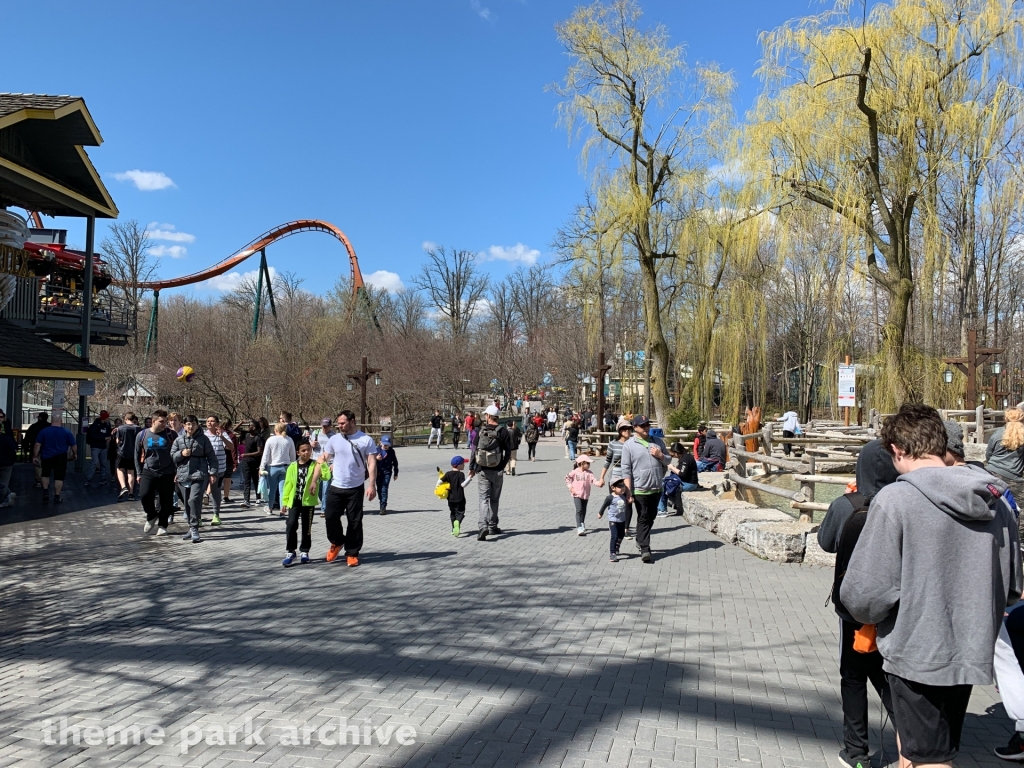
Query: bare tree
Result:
<box><xmin>413</xmin><ymin>246</ymin><xmax>489</xmax><ymax>338</ymax></box>
<box><xmin>101</xmin><ymin>219</ymin><xmax>156</xmax><ymax>347</ymax></box>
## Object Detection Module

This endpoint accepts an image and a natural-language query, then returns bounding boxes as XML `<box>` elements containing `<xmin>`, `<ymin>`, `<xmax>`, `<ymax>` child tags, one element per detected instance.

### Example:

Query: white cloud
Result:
<box><xmin>111</xmin><ymin>170</ymin><xmax>176</xmax><ymax>191</ymax></box>
<box><xmin>708</xmin><ymin>160</ymin><xmax>747</xmax><ymax>185</ymax></box>
<box><xmin>147</xmin><ymin>222</ymin><xmax>195</xmax><ymax>243</ymax></box>
<box><xmin>421</xmin><ymin>240</ymin><xmax>438</xmax><ymax>253</ymax></box>
<box><xmin>150</xmin><ymin>245</ymin><xmax>188</xmax><ymax>259</ymax></box>
<box><xmin>470</xmin><ymin>0</ymin><xmax>492</xmax><ymax>20</ymax></box>
<box><xmin>484</xmin><ymin>243</ymin><xmax>541</xmax><ymax>265</ymax></box>
<box><xmin>364</xmin><ymin>270</ymin><xmax>405</xmax><ymax>294</ymax></box>
<box><xmin>207</xmin><ymin>266</ymin><xmax>277</xmax><ymax>292</ymax></box>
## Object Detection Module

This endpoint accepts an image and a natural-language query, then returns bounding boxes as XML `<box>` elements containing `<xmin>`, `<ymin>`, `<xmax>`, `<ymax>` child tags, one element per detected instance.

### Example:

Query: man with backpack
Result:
<box><xmin>115</xmin><ymin>412</ymin><xmax>143</xmax><ymax>500</ymax></box>
<box><xmin>469</xmin><ymin>404</ymin><xmax>512</xmax><ymax>541</ymax></box>
<box><xmin>817</xmin><ymin>439</ymin><xmax>899</xmax><ymax>768</ymax></box>
<box><xmin>524</xmin><ymin>419</ymin><xmax>540</xmax><ymax>462</ymax></box>
<box><xmin>842</xmin><ymin>404</ymin><xmax>1023</xmax><ymax>768</ymax></box>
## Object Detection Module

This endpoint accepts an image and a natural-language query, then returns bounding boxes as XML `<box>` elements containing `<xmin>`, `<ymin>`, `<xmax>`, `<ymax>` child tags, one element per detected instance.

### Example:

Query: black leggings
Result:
<box><xmin>527</xmin><ymin>442</ymin><xmax>537</xmax><ymax>460</ymax></box>
<box><xmin>140</xmin><ymin>473</ymin><xmax>175</xmax><ymax>527</ymax></box>
<box><xmin>452</xmin><ymin>432</ymin><xmax>461</xmax><ymax>450</ymax></box>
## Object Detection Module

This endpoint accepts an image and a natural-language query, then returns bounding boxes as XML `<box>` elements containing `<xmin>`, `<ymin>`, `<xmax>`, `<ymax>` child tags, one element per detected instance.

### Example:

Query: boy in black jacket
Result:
<box><xmin>442</xmin><ymin>456</ymin><xmax>468</xmax><ymax>537</ymax></box>
<box><xmin>817</xmin><ymin>439</ymin><xmax>898</xmax><ymax>768</ymax></box>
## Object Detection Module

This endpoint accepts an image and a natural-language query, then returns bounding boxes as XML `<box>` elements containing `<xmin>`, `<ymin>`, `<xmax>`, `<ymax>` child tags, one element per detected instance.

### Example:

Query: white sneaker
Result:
<box><xmin>577</xmin><ymin>525</ymin><xmax>586</xmax><ymax>536</ymax></box>
<box><xmin>144</xmin><ymin>520</ymin><xmax>155</xmax><ymax>534</ymax></box>
<box><xmin>156</xmin><ymin>527</ymin><xmax>168</xmax><ymax>536</ymax></box>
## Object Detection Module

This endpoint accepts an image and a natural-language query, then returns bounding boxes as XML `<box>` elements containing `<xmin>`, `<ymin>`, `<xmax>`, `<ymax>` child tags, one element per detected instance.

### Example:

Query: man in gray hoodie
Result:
<box><xmin>620</xmin><ymin>415</ymin><xmax>671</xmax><ymax>563</ymax></box>
<box><xmin>841</xmin><ymin>403</ymin><xmax>1023</xmax><ymax>768</ymax></box>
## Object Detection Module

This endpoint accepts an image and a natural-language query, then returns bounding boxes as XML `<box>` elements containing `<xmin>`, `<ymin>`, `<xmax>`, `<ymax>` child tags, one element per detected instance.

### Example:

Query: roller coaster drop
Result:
<box><xmin>140</xmin><ymin>219</ymin><xmax>379</xmax><ymax>358</ymax></box>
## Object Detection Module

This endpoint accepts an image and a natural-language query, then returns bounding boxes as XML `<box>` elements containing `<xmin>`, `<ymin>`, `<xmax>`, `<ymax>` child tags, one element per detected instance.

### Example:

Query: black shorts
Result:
<box><xmin>116</xmin><ymin>455</ymin><xmax>136</xmax><ymax>471</ymax></box>
<box><xmin>40</xmin><ymin>454</ymin><xmax>68</xmax><ymax>481</ymax></box>
<box><xmin>888</xmin><ymin>673</ymin><xmax>972</xmax><ymax>763</ymax></box>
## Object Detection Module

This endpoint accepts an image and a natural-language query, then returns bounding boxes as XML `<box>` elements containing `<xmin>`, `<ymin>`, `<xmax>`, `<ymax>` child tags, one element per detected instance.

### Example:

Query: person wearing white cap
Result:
<box><xmin>469</xmin><ymin>404</ymin><xmax>513</xmax><ymax>540</ymax></box>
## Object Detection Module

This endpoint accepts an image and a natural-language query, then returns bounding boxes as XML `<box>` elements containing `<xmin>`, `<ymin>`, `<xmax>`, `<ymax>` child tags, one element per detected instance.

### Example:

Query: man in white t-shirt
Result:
<box><xmin>546</xmin><ymin>409</ymin><xmax>557</xmax><ymax>437</ymax></box>
<box><xmin>320</xmin><ymin>409</ymin><xmax>377</xmax><ymax>567</ymax></box>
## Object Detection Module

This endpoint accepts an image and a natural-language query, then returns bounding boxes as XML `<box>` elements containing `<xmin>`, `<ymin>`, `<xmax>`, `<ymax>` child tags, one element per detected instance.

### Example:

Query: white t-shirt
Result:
<box><xmin>547</xmin><ymin>411</ymin><xmax>557</xmax><ymax>424</ymax></box>
<box><xmin>323</xmin><ymin>431</ymin><xmax>376</xmax><ymax>489</ymax></box>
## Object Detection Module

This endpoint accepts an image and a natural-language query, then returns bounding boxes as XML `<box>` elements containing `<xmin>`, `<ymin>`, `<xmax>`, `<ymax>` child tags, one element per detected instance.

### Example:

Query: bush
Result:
<box><xmin>667</xmin><ymin>407</ymin><xmax>702</xmax><ymax>431</ymax></box>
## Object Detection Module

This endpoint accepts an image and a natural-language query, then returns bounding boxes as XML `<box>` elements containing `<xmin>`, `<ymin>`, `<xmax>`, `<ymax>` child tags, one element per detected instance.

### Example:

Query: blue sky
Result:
<box><xmin>6</xmin><ymin>0</ymin><xmax>829</xmax><ymax>297</ymax></box>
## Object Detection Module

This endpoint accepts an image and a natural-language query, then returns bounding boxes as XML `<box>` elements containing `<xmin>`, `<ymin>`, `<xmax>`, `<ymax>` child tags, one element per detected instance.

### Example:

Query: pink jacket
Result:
<box><xmin>565</xmin><ymin>468</ymin><xmax>596</xmax><ymax>500</ymax></box>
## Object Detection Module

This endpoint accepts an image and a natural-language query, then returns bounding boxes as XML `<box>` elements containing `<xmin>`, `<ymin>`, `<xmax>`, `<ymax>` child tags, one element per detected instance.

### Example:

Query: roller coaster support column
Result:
<box><xmin>251</xmin><ymin>252</ymin><xmax>265</xmax><ymax>340</ymax></box>
<box><xmin>144</xmin><ymin>289</ymin><xmax>160</xmax><ymax>362</ymax></box>
<box><xmin>76</xmin><ymin>215</ymin><xmax>95</xmax><ymax>473</ymax></box>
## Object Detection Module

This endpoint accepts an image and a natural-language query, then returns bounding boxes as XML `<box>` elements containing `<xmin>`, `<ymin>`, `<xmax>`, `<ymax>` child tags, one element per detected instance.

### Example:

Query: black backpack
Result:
<box><xmin>831</xmin><ymin>491</ymin><xmax>868</xmax><ymax>623</ymax></box>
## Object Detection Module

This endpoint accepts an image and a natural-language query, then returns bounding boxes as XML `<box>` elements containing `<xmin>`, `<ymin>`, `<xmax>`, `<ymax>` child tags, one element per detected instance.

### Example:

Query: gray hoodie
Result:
<box><xmin>840</xmin><ymin>465</ymin><xmax>1023</xmax><ymax>686</ymax></box>
<box><xmin>620</xmin><ymin>434</ymin><xmax>670</xmax><ymax>493</ymax></box>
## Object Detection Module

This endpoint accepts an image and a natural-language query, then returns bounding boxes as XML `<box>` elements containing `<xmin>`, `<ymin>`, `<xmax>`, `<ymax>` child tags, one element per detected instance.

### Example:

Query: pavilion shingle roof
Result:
<box><xmin>0</xmin><ymin>320</ymin><xmax>104</xmax><ymax>379</ymax></box>
<box><xmin>0</xmin><ymin>94</ymin><xmax>80</xmax><ymax>120</ymax></box>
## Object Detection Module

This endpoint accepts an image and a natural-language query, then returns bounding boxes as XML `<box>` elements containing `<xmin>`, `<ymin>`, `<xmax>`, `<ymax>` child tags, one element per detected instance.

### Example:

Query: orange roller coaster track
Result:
<box><xmin>139</xmin><ymin>219</ymin><xmax>378</xmax><ymax>358</ymax></box>
<box><xmin>138</xmin><ymin>218</ymin><xmax>365</xmax><ymax>291</ymax></box>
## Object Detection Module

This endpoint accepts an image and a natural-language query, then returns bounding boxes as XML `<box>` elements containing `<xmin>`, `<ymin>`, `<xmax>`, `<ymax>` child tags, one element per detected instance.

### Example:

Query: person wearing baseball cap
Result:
<box><xmin>310</xmin><ymin>418</ymin><xmax>336</xmax><ymax>512</ymax></box>
<box><xmin>597</xmin><ymin>417</ymin><xmax>636</xmax><ymax>534</ymax></box>
<box><xmin>620</xmin><ymin>415</ymin><xmax>671</xmax><ymax>563</ymax></box>
<box><xmin>374</xmin><ymin>433</ymin><xmax>399</xmax><ymax>515</ymax></box>
<box><xmin>441</xmin><ymin>456</ymin><xmax>469</xmax><ymax>537</ymax></box>
<box><xmin>85</xmin><ymin>410</ymin><xmax>113</xmax><ymax>487</ymax></box>
<box><xmin>469</xmin><ymin>404</ymin><xmax>513</xmax><ymax>540</ymax></box>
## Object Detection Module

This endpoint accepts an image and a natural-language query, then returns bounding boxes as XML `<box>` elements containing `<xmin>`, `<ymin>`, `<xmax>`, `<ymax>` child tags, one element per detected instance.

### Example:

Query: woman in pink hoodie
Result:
<box><xmin>565</xmin><ymin>455</ymin><xmax>601</xmax><ymax>536</ymax></box>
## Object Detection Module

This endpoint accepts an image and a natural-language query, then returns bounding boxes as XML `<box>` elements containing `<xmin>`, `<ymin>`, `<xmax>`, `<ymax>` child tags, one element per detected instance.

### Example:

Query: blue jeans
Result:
<box><xmin>89</xmin><ymin>445</ymin><xmax>109</xmax><ymax>481</ymax></box>
<box><xmin>376</xmin><ymin>473</ymin><xmax>392</xmax><ymax>510</ymax></box>
<box><xmin>320</xmin><ymin>479</ymin><xmax>330</xmax><ymax>511</ymax></box>
<box><xmin>266</xmin><ymin>464</ymin><xmax>287</xmax><ymax>510</ymax></box>
<box><xmin>567</xmin><ymin>440</ymin><xmax>577</xmax><ymax>461</ymax></box>
<box><xmin>681</xmin><ymin>482</ymin><xmax>700</xmax><ymax>492</ymax></box>
<box><xmin>696</xmin><ymin>459</ymin><xmax>721</xmax><ymax>472</ymax></box>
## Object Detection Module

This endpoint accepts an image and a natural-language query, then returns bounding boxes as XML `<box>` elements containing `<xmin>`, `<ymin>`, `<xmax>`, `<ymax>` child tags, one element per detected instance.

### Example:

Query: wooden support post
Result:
<box><xmin>976</xmin><ymin>404</ymin><xmax>986</xmax><ymax>444</ymax></box>
<box><xmin>798</xmin><ymin>455</ymin><xmax>816</xmax><ymax>524</ymax></box>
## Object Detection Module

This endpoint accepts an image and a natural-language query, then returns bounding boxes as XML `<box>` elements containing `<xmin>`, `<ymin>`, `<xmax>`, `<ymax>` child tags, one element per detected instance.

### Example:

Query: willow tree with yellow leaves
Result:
<box><xmin>748</xmin><ymin>0</ymin><xmax>1024</xmax><ymax>408</ymax></box>
<box><xmin>553</xmin><ymin>0</ymin><xmax>734</xmax><ymax>425</ymax></box>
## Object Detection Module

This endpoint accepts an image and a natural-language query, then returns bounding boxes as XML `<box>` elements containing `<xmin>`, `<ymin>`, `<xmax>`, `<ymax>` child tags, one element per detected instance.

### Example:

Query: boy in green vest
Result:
<box><xmin>281</xmin><ymin>441</ymin><xmax>331</xmax><ymax>566</ymax></box>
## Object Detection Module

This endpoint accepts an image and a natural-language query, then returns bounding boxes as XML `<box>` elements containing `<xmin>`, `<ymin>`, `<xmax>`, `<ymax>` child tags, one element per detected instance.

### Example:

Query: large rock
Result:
<box><xmin>802</xmin><ymin>534</ymin><xmax>837</xmax><ymax>567</ymax></box>
<box><xmin>683</xmin><ymin>494</ymin><xmax>755</xmax><ymax>533</ymax></box>
<box><xmin>716</xmin><ymin>507</ymin><xmax>792</xmax><ymax>543</ymax></box>
<box><xmin>737</xmin><ymin>520</ymin><xmax>814</xmax><ymax>563</ymax></box>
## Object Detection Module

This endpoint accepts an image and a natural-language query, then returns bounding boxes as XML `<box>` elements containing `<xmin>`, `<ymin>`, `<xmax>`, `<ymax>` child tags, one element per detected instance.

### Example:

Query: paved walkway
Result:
<box><xmin>0</xmin><ymin>438</ymin><xmax>1013</xmax><ymax>768</ymax></box>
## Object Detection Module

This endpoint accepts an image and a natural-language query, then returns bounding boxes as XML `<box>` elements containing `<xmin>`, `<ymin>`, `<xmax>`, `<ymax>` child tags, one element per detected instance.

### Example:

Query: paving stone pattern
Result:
<box><xmin>0</xmin><ymin>438</ymin><xmax>1013</xmax><ymax>767</ymax></box>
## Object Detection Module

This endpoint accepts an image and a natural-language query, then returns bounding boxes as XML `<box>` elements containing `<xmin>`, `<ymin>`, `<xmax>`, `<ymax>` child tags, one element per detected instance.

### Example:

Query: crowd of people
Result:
<box><xmin>10</xmin><ymin>396</ymin><xmax>1024</xmax><ymax>767</ymax></box>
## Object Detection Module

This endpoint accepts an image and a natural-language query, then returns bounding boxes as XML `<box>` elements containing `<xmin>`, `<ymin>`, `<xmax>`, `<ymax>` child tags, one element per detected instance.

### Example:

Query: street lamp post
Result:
<box><xmin>594</xmin><ymin>350</ymin><xmax>612</xmax><ymax>430</ymax></box>
<box><xmin>348</xmin><ymin>356</ymin><xmax>382</xmax><ymax>428</ymax></box>
<box><xmin>941</xmin><ymin>329</ymin><xmax>1004</xmax><ymax>409</ymax></box>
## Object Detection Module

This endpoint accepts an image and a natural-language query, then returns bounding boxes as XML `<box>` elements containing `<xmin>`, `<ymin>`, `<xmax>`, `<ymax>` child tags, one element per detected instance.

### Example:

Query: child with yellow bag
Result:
<box><xmin>437</xmin><ymin>456</ymin><xmax>469</xmax><ymax>537</ymax></box>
